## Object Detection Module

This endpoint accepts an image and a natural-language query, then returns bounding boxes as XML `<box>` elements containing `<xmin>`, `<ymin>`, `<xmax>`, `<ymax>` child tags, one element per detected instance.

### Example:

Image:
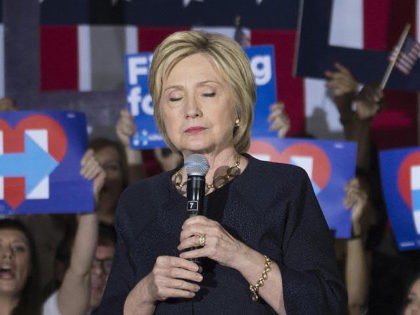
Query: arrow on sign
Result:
<box><xmin>0</xmin><ymin>134</ymin><xmax>59</xmax><ymax>195</ymax></box>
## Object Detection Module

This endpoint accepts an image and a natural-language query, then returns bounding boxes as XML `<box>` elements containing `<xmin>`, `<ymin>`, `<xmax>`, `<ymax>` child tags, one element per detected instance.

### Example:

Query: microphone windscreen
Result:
<box><xmin>185</xmin><ymin>154</ymin><xmax>209</xmax><ymax>176</ymax></box>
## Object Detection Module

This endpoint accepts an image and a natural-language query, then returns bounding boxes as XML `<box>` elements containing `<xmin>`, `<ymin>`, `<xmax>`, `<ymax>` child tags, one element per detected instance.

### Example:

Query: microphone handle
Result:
<box><xmin>186</xmin><ymin>175</ymin><xmax>206</xmax><ymax>266</ymax></box>
<box><xmin>186</xmin><ymin>175</ymin><xmax>206</xmax><ymax>217</ymax></box>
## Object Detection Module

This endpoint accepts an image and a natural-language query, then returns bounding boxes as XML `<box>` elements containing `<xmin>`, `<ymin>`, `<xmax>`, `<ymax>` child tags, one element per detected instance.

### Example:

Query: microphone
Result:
<box><xmin>185</xmin><ymin>154</ymin><xmax>209</xmax><ymax>218</ymax></box>
<box><xmin>184</xmin><ymin>154</ymin><xmax>209</xmax><ymax>267</ymax></box>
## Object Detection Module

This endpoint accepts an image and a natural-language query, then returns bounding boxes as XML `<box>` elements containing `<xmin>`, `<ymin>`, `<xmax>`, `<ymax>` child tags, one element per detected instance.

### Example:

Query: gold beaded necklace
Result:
<box><xmin>173</xmin><ymin>155</ymin><xmax>241</xmax><ymax>193</ymax></box>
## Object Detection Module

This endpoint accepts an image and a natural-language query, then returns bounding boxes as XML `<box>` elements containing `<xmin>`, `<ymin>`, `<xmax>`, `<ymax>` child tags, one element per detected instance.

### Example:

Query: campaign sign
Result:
<box><xmin>248</xmin><ymin>137</ymin><xmax>356</xmax><ymax>238</ymax></box>
<box><xmin>243</xmin><ymin>46</ymin><xmax>277</xmax><ymax>138</ymax></box>
<box><xmin>379</xmin><ymin>147</ymin><xmax>420</xmax><ymax>251</ymax></box>
<box><xmin>125</xmin><ymin>46</ymin><xmax>276</xmax><ymax>149</ymax></box>
<box><xmin>125</xmin><ymin>53</ymin><xmax>165</xmax><ymax>149</ymax></box>
<box><xmin>0</xmin><ymin>111</ymin><xmax>93</xmax><ymax>215</ymax></box>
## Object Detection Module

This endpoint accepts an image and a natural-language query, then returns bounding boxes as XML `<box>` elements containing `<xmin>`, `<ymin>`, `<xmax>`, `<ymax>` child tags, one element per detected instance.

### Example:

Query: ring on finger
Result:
<box><xmin>198</xmin><ymin>234</ymin><xmax>206</xmax><ymax>247</ymax></box>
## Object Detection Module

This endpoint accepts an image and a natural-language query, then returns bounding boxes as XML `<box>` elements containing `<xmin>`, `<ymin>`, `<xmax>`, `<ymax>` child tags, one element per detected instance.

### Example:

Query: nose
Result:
<box><xmin>91</xmin><ymin>262</ymin><xmax>105</xmax><ymax>276</ymax></box>
<box><xmin>1</xmin><ymin>247</ymin><xmax>13</xmax><ymax>259</ymax></box>
<box><xmin>184</xmin><ymin>96</ymin><xmax>202</xmax><ymax>119</ymax></box>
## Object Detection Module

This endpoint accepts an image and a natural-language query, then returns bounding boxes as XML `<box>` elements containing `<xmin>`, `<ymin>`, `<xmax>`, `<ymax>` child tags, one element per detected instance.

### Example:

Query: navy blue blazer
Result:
<box><xmin>94</xmin><ymin>155</ymin><xmax>347</xmax><ymax>314</ymax></box>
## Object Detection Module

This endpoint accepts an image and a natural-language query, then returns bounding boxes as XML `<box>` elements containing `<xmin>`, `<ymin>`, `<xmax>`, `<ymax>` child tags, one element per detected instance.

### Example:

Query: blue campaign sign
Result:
<box><xmin>379</xmin><ymin>147</ymin><xmax>420</xmax><ymax>251</ymax></box>
<box><xmin>125</xmin><ymin>46</ymin><xmax>276</xmax><ymax>149</ymax></box>
<box><xmin>0</xmin><ymin>111</ymin><xmax>93</xmax><ymax>215</ymax></box>
<box><xmin>243</xmin><ymin>45</ymin><xmax>277</xmax><ymax>138</ymax></box>
<box><xmin>248</xmin><ymin>137</ymin><xmax>356</xmax><ymax>238</ymax></box>
<box><xmin>125</xmin><ymin>53</ymin><xmax>166</xmax><ymax>149</ymax></box>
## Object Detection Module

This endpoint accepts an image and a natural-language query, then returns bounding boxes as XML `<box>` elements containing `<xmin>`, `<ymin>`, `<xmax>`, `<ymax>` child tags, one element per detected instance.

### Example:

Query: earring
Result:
<box><xmin>235</xmin><ymin>118</ymin><xmax>240</xmax><ymax>127</ymax></box>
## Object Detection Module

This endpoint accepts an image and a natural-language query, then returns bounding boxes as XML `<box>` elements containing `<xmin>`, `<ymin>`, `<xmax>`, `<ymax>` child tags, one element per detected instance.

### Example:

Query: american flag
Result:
<box><xmin>394</xmin><ymin>36</ymin><xmax>420</xmax><ymax>75</ymax></box>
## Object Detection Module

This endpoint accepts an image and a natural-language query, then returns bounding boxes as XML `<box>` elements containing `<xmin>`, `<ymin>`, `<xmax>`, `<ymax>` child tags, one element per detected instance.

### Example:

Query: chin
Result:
<box><xmin>183</xmin><ymin>143</ymin><xmax>214</xmax><ymax>154</ymax></box>
<box><xmin>90</xmin><ymin>292</ymin><xmax>103</xmax><ymax>309</ymax></box>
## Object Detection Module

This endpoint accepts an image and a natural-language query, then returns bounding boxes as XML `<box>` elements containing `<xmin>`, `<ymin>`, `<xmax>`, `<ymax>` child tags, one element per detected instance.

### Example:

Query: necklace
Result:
<box><xmin>173</xmin><ymin>155</ymin><xmax>241</xmax><ymax>193</ymax></box>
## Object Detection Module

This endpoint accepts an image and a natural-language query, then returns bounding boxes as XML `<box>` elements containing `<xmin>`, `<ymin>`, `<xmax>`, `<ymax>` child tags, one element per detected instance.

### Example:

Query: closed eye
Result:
<box><xmin>202</xmin><ymin>92</ymin><xmax>216</xmax><ymax>97</ymax></box>
<box><xmin>169</xmin><ymin>97</ymin><xmax>182</xmax><ymax>102</ymax></box>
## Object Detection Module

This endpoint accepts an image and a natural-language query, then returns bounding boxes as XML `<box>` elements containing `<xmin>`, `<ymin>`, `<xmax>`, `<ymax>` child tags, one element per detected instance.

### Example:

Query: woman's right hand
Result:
<box><xmin>116</xmin><ymin>109</ymin><xmax>137</xmax><ymax>148</ymax></box>
<box><xmin>325</xmin><ymin>63</ymin><xmax>358</xmax><ymax>97</ymax></box>
<box><xmin>268</xmin><ymin>102</ymin><xmax>290</xmax><ymax>138</ymax></box>
<box><xmin>127</xmin><ymin>256</ymin><xmax>202</xmax><ymax>309</ymax></box>
<box><xmin>344</xmin><ymin>178</ymin><xmax>368</xmax><ymax>236</ymax></box>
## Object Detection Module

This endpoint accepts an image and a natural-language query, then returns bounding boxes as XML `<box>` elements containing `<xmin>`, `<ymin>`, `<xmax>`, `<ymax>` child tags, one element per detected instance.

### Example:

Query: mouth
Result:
<box><xmin>185</xmin><ymin>126</ymin><xmax>206</xmax><ymax>134</ymax></box>
<box><xmin>0</xmin><ymin>266</ymin><xmax>15</xmax><ymax>279</ymax></box>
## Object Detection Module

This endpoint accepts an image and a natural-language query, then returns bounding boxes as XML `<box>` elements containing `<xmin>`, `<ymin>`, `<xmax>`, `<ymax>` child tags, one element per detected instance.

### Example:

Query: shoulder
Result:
<box><xmin>115</xmin><ymin>171</ymin><xmax>171</xmax><ymax>227</ymax></box>
<box><xmin>235</xmin><ymin>154</ymin><xmax>312</xmax><ymax>204</ymax></box>
<box><xmin>245</xmin><ymin>154</ymin><xmax>309</xmax><ymax>184</ymax></box>
<box><xmin>119</xmin><ymin>171</ymin><xmax>171</xmax><ymax>204</ymax></box>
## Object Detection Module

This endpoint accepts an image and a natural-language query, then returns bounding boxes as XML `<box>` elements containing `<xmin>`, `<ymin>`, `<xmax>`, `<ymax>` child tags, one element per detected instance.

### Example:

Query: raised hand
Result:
<box><xmin>268</xmin><ymin>102</ymin><xmax>290</xmax><ymax>138</ymax></box>
<box><xmin>344</xmin><ymin>178</ymin><xmax>368</xmax><ymax>235</ymax></box>
<box><xmin>116</xmin><ymin>109</ymin><xmax>137</xmax><ymax>147</ymax></box>
<box><xmin>80</xmin><ymin>149</ymin><xmax>106</xmax><ymax>201</ymax></box>
<box><xmin>325</xmin><ymin>63</ymin><xmax>358</xmax><ymax>97</ymax></box>
<box><xmin>354</xmin><ymin>83</ymin><xmax>384</xmax><ymax>120</ymax></box>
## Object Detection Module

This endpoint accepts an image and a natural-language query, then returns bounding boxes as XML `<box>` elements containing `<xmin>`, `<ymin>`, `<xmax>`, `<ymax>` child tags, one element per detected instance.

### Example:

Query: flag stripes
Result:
<box><xmin>395</xmin><ymin>36</ymin><xmax>420</xmax><ymax>75</ymax></box>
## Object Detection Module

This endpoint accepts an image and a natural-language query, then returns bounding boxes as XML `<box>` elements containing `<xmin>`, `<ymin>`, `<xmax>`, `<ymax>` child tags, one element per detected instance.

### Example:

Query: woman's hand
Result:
<box><xmin>268</xmin><ymin>102</ymin><xmax>290</xmax><ymax>138</ymax></box>
<box><xmin>344</xmin><ymin>178</ymin><xmax>368</xmax><ymax>235</ymax></box>
<box><xmin>125</xmin><ymin>256</ymin><xmax>202</xmax><ymax>314</ymax></box>
<box><xmin>80</xmin><ymin>149</ymin><xmax>106</xmax><ymax>202</ymax></box>
<box><xmin>354</xmin><ymin>83</ymin><xmax>384</xmax><ymax>120</ymax></box>
<box><xmin>178</xmin><ymin>216</ymin><xmax>246</xmax><ymax>269</ymax></box>
<box><xmin>141</xmin><ymin>256</ymin><xmax>202</xmax><ymax>302</ymax></box>
<box><xmin>325</xmin><ymin>63</ymin><xmax>358</xmax><ymax>97</ymax></box>
<box><xmin>116</xmin><ymin>109</ymin><xmax>137</xmax><ymax>148</ymax></box>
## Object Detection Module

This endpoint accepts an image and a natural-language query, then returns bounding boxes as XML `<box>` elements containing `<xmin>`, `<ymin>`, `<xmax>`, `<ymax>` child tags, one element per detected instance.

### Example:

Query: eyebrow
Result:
<box><xmin>163</xmin><ymin>80</ymin><xmax>222</xmax><ymax>92</ymax></box>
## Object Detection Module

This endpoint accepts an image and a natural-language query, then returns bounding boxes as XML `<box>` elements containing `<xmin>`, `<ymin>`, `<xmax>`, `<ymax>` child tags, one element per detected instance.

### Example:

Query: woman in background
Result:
<box><xmin>0</xmin><ymin>218</ymin><xmax>41</xmax><ymax>315</ymax></box>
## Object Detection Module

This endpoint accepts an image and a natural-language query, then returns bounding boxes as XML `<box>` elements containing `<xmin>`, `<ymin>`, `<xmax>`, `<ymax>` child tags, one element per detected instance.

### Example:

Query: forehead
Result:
<box><xmin>411</xmin><ymin>279</ymin><xmax>420</xmax><ymax>293</ymax></box>
<box><xmin>95</xmin><ymin>146</ymin><xmax>121</xmax><ymax>162</ymax></box>
<box><xmin>0</xmin><ymin>228</ymin><xmax>28</xmax><ymax>243</ymax></box>
<box><xmin>95</xmin><ymin>244</ymin><xmax>115</xmax><ymax>259</ymax></box>
<box><xmin>165</xmin><ymin>53</ymin><xmax>223</xmax><ymax>84</ymax></box>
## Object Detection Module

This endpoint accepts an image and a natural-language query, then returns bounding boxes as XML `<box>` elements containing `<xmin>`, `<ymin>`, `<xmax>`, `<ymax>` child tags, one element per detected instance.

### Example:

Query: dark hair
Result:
<box><xmin>401</xmin><ymin>271</ymin><xmax>420</xmax><ymax>313</ymax></box>
<box><xmin>98</xmin><ymin>223</ymin><xmax>116</xmax><ymax>247</ymax></box>
<box><xmin>0</xmin><ymin>218</ymin><xmax>41</xmax><ymax>315</ymax></box>
<box><xmin>88</xmin><ymin>137</ymin><xmax>129</xmax><ymax>189</ymax></box>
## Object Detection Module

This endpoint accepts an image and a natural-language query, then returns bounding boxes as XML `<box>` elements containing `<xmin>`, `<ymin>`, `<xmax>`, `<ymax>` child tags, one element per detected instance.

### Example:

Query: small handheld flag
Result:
<box><xmin>381</xmin><ymin>24</ymin><xmax>420</xmax><ymax>88</ymax></box>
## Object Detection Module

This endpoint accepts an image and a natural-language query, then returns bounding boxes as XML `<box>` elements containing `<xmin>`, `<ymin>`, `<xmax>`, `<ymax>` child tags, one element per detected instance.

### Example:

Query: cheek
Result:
<box><xmin>16</xmin><ymin>254</ymin><xmax>31</xmax><ymax>283</ymax></box>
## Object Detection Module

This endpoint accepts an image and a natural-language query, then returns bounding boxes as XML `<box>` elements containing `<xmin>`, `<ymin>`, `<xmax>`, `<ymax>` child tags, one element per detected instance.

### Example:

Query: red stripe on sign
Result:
<box><xmin>138</xmin><ymin>27</ymin><xmax>188</xmax><ymax>52</ymax></box>
<box><xmin>363</xmin><ymin>0</ymin><xmax>391</xmax><ymax>50</ymax></box>
<box><xmin>40</xmin><ymin>26</ymin><xmax>78</xmax><ymax>91</ymax></box>
<box><xmin>386</xmin><ymin>0</ymin><xmax>417</xmax><ymax>49</ymax></box>
<box><xmin>4</xmin><ymin>177</ymin><xmax>25</xmax><ymax>209</ymax></box>
<box><xmin>251</xmin><ymin>30</ymin><xmax>305</xmax><ymax>136</ymax></box>
<box><xmin>364</xmin><ymin>0</ymin><xmax>417</xmax><ymax>50</ymax></box>
<box><xmin>371</xmin><ymin>90</ymin><xmax>418</xmax><ymax>149</ymax></box>
<box><xmin>0</xmin><ymin>123</ymin><xmax>24</xmax><ymax>153</ymax></box>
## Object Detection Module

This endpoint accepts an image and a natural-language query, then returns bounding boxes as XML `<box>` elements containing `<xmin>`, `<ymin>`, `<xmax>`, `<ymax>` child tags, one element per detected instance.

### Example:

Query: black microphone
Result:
<box><xmin>184</xmin><ymin>154</ymin><xmax>209</xmax><ymax>266</ymax></box>
<box><xmin>185</xmin><ymin>154</ymin><xmax>209</xmax><ymax>218</ymax></box>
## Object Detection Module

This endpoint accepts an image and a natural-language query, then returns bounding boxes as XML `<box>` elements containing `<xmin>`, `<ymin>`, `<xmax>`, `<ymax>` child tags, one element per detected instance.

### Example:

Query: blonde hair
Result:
<box><xmin>148</xmin><ymin>31</ymin><xmax>256</xmax><ymax>154</ymax></box>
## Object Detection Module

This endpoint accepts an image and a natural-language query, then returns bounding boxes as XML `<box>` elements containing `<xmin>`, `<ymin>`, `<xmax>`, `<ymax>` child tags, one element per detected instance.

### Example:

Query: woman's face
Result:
<box><xmin>404</xmin><ymin>279</ymin><xmax>420</xmax><ymax>315</ymax></box>
<box><xmin>0</xmin><ymin>228</ymin><xmax>31</xmax><ymax>297</ymax></box>
<box><xmin>95</xmin><ymin>146</ymin><xmax>124</xmax><ymax>213</ymax></box>
<box><xmin>160</xmin><ymin>53</ymin><xmax>237</xmax><ymax>156</ymax></box>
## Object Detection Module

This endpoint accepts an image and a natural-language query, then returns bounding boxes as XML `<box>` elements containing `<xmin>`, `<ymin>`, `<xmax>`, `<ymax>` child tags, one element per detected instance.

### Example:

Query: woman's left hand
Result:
<box><xmin>178</xmin><ymin>216</ymin><xmax>246</xmax><ymax>269</ymax></box>
<box><xmin>80</xmin><ymin>149</ymin><xmax>106</xmax><ymax>202</ymax></box>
